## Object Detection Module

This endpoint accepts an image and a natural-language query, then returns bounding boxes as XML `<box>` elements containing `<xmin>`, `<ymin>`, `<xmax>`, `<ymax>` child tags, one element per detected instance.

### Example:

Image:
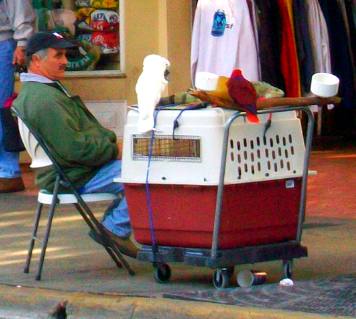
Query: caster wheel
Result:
<box><xmin>154</xmin><ymin>263</ymin><xmax>171</xmax><ymax>283</ymax></box>
<box><xmin>282</xmin><ymin>260</ymin><xmax>293</xmax><ymax>279</ymax></box>
<box><xmin>225</xmin><ymin>266</ymin><xmax>235</xmax><ymax>278</ymax></box>
<box><xmin>213</xmin><ymin>268</ymin><xmax>231</xmax><ymax>289</ymax></box>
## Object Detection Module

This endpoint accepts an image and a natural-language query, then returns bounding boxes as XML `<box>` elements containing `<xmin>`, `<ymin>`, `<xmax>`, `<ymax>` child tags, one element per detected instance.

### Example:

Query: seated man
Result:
<box><xmin>13</xmin><ymin>32</ymin><xmax>138</xmax><ymax>258</ymax></box>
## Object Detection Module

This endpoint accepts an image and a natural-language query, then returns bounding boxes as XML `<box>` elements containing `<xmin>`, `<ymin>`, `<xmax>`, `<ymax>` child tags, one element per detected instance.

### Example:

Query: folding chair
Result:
<box><xmin>14</xmin><ymin>110</ymin><xmax>134</xmax><ymax>280</ymax></box>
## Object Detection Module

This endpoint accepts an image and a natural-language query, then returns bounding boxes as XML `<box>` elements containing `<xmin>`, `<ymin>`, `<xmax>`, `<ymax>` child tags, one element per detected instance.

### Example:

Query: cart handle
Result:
<box><xmin>211</xmin><ymin>105</ymin><xmax>315</xmax><ymax>260</ymax></box>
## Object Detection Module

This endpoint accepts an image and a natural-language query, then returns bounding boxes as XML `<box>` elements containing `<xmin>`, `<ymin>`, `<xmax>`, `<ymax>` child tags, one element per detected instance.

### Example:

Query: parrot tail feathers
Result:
<box><xmin>244</xmin><ymin>104</ymin><xmax>258</xmax><ymax>115</ymax></box>
<box><xmin>246</xmin><ymin>112</ymin><xmax>260</xmax><ymax>124</ymax></box>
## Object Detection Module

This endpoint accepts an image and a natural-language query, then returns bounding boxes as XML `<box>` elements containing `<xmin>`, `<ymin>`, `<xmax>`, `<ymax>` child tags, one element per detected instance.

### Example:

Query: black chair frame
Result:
<box><xmin>14</xmin><ymin>109</ymin><xmax>135</xmax><ymax>280</ymax></box>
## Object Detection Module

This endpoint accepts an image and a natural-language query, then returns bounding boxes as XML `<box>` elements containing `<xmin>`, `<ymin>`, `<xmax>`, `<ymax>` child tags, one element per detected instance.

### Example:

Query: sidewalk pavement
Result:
<box><xmin>0</xmin><ymin>147</ymin><xmax>355</xmax><ymax>318</ymax></box>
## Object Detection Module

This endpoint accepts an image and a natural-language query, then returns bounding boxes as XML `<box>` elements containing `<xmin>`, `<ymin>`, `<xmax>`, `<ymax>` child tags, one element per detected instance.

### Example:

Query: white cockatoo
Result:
<box><xmin>135</xmin><ymin>54</ymin><xmax>170</xmax><ymax>133</ymax></box>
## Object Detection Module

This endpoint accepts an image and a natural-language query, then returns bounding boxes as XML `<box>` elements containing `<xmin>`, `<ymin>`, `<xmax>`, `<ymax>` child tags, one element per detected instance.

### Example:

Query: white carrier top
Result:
<box><xmin>117</xmin><ymin>108</ymin><xmax>305</xmax><ymax>186</ymax></box>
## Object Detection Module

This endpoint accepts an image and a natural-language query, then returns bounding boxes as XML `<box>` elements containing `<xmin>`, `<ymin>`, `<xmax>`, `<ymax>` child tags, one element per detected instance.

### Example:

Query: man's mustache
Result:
<box><xmin>59</xmin><ymin>65</ymin><xmax>67</xmax><ymax>70</ymax></box>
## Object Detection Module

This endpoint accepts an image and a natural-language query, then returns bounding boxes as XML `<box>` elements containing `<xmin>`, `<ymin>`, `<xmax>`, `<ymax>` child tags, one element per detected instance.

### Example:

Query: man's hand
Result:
<box><xmin>13</xmin><ymin>46</ymin><xmax>26</xmax><ymax>65</ymax></box>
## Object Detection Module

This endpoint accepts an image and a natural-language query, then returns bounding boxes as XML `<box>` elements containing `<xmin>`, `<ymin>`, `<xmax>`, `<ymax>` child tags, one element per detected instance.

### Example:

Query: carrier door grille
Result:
<box><xmin>229</xmin><ymin>132</ymin><xmax>302</xmax><ymax>180</ymax></box>
<box><xmin>132</xmin><ymin>135</ymin><xmax>201</xmax><ymax>162</ymax></box>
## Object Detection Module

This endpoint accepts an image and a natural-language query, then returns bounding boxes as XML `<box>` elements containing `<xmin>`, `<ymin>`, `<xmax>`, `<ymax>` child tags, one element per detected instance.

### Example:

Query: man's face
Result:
<box><xmin>32</xmin><ymin>48</ymin><xmax>68</xmax><ymax>80</ymax></box>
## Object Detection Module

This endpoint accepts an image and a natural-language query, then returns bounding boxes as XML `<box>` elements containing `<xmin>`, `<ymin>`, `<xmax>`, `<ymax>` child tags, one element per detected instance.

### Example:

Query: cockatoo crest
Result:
<box><xmin>135</xmin><ymin>54</ymin><xmax>170</xmax><ymax>133</ymax></box>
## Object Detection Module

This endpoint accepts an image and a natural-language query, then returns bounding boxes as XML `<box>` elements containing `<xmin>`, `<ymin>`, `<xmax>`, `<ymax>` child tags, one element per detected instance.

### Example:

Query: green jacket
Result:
<box><xmin>13</xmin><ymin>81</ymin><xmax>118</xmax><ymax>192</ymax></box>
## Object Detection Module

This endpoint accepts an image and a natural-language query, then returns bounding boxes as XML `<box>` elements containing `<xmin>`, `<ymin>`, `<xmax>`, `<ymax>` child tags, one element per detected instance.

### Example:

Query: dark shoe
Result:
<box><xmin>0</xmin><ymin>177</ymin><xmax>25</xmax><ymax>193</ymax></box>
<box><xmin>89</xmin><ymin>228</ymin><xmax>139</xmax><ymax>259</ymax></box>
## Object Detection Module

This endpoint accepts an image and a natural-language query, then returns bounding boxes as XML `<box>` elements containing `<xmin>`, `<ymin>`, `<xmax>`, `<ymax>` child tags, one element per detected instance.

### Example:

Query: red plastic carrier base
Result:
<box><xmin>125</xmin><ymin>178</ymin><xmax>302</xmax><ymax>249</ymax></box>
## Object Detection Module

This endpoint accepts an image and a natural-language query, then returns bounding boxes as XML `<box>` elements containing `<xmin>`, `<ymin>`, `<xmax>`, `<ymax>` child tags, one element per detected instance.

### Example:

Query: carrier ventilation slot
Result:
<box><xmin>132</xmin><ymin>135</ymin><xmax>201</xmax><ymax>162</ymax></box>
<box><xmin>230</xmin><ymin>133</ymin><xmax>299</xmax><ymax>180</ymax></box>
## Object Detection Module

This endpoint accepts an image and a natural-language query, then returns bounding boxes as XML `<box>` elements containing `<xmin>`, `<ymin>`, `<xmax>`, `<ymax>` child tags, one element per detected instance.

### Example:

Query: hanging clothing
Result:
<box><xmin>191</xmin><ymin>0</ymin><xmax>260</xmax><ymax>85</ymax></box>
<box><xmin>305</xmin><ymin>0</ymin><xmax>331</xmax><ymax>75</ymax></box>
<box><xmin>254</xmin><ymin>0</ymin><xmax>284</xmax><ymax>91</ymax></box>
<box><xmin>318</xmin><ymin>0</ymin><xmax>355</xmax><ymax>136</ymax></box>
<box><xmin>304</xmin><ymin>0</ymin><xmax>332</xmax><ymax>112</ymax></box>
<box><xmin>246</xmin><ymin>0</ymin><xmax>261</xmax><ymax>77</ymax></box>
<box><xmin>337</xmin><ymin>0</ymin><xmax>352</xmax><ymax>43</ymax></box>
<box><xmin>246</xmin><ymin>0</ymin><xmax>259</xmax><ymax>55</ymax></box>
<box><xmin>345</xmin><ymin>2</ymin><xmax>356</xmax><ymax>95</ymax></box>
<box><xmin>339</xmin><ymin>0</ymin><xmax>356</xmax><ymax>84</ymax></box>
<box><xmin>293</xmin><ymin>0</ymin><xmax>315</xmax><ymax>94</ymax></box>
<box><xmin>277</xmin><ymin>0</ymin><xmax>301</xmax><ymax>97</ymax></box>
<box><xmin>318</xmin><ymin>0</ymin><xmax>355</xmax><ymax>109</ymax></box>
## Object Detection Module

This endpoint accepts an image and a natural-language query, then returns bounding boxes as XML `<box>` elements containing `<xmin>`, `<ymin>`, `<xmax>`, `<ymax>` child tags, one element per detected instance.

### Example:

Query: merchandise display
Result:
<box><xmin>32</xmin><ymin>0</ymin><xmax>120</xmax><ymax>71</ymax></box>
<box><xmin>91</xmin><ymin>31</ymin><xmax>119</xmax><ymax>54</ymax></box>
<box><xmin>91</xmin><ymin>9</ymin><xmax>119</xmax><ymax>32</ymax></box>
<box><xmin>75</xmin><ymin>0</ymin><xmax>90</xmax><ymax>6</ymax></box>
<box><xmin>75</xmin><ymin>7</ymin><xmax>95</xmax><ymax>32</ymax></box>
<box><xmin>191</xmin><ymin>0</ymin><xmax>355</xmax><ymax>136</ymax></box>
<box><xmin>90</xmin><ymin>0</ymin><xmax>118</xmax><ymax>10</ymax></box>
<box><xmin>66</xmin><ymin>40</ymin><xmax>101</xmax><ymax>71</ymax></box>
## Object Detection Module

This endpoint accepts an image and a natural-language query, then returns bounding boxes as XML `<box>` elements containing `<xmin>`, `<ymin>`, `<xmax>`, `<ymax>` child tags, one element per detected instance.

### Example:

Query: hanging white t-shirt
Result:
<box><xmin>305</xmin><ymin>0</ymin><xmax>331</xmax><ymax>75</ymax></box>
<box><xmin>191</xmin><ymin>0</ymin><xmax>260</xmax><ymax>85</ymax></box>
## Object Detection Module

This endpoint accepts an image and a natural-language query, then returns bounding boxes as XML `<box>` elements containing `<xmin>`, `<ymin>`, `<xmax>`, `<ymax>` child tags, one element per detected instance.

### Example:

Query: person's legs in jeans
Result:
<box><xmin>78</xmin><ymin>159</ymin><xmax>131</xmax><ymax>238</ymax></box>
<box><xmin>0</xmin><ymin>39</ymin><xmax>21</xmax><ymax>179</ymax></box>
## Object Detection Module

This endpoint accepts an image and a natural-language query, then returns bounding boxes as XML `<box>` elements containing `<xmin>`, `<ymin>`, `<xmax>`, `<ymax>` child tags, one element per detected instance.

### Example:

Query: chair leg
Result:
<box><xmin>24</xmin><ymin>202</ymin><xmax>43</xmax><ymax>274</ymax></box>
<box><xmin>35</xmin><ymin>200</ymin><xmax>57</xmax><ymax>281</ymax></box>
<box><xmin>35</xmin><ymin>176</ymin><xmax>60</xmax><ymax>281</ymax></box>
<box><xmin>106</xmin><ymin>241</ymin><xmax>135</xmax><ymax>276</ymax></box>
<box><xmin>73</xmin><ymin>203</ymin><xmax>135</xmax><ymax>276</ymax></box>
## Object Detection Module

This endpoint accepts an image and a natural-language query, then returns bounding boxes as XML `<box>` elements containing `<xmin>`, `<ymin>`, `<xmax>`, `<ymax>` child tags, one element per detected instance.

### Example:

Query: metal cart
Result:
<box><xmin>117</xmin><ymin>102</ymin><xmax>321</xmax><ymax>288</ymax></box>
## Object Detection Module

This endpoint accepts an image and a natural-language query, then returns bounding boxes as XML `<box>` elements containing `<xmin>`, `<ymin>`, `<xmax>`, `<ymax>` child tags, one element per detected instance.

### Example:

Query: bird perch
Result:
<box><xmin>189</xmin><ymin>89</ymin><xmax>341</xmax><ymax>110</ymax></box>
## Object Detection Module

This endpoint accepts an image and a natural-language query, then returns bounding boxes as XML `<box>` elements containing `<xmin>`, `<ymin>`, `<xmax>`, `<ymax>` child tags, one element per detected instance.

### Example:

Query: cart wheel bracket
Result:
<box><xmin>213</xmin><ymin>268</ymin><xmax>233</xmax><ymax>289</ymax></box>
<box><xmin>153</xmin><ymin>263</ymin><xmax>171</xmax><ymax>283</ymax></box>
<box><xmin>282</xmin><ymin>259</ymin><xmax>293</xmax><ymax>279</ymax></box>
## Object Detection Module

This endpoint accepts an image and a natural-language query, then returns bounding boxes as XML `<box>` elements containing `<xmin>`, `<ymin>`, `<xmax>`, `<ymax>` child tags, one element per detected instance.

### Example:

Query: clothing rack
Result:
<box><xmin>191</xmin><ymin>0</ymin><xmax>355</xmax><ymax>137</ymax></box>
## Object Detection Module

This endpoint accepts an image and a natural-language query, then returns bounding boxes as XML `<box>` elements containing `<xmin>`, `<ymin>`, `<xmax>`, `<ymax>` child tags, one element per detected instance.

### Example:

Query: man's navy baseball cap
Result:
<box><xmin>25</xmin><ymin>32</ymin><xmax>77</xmax><ymax>56</ymax></box>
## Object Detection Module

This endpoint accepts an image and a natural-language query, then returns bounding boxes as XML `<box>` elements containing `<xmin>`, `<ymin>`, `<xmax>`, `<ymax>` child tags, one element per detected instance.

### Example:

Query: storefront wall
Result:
<box><xmin>17</xmin><ymin>0</ymin><xmax>192</xmax><ymax>163</ymax></box>
<box><xmin>60</xmin><ymin>0</ymin><xmax>192</xmax><ymax>104</ymax></box>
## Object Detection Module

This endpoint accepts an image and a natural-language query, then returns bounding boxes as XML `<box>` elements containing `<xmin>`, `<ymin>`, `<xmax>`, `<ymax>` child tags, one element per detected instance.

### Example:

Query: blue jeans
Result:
<box><xmin>0</xmin><ymin>39</ymin><xmax>21</xmax><ymax>178</ymax></box>
<box><xmin>78</xmin><ymin>159</ymin><xmax>132</xmax><ymax>238</ymax></box>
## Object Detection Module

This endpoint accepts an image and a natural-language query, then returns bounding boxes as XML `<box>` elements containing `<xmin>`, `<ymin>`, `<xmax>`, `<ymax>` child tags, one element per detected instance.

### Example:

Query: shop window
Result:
<box><xmin>32</xmin><ymin>0</ymin><xmax>124</xmax><ymax>76</ymax></box>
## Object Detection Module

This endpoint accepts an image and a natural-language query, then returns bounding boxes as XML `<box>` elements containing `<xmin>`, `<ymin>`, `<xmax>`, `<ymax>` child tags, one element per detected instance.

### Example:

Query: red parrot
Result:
<box><xmin>226</xmin><ymin>69</ymin><xmax>259</xmax><ymax>123</ymax></box>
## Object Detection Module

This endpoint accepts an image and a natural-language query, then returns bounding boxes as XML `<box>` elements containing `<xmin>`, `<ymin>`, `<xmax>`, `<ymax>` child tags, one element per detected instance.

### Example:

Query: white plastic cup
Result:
<box><xmin>195</xmin><ymin>71</ymin><xmax>219</xmax><ymax>91</ymax></box>
<box><xmin>310</xmin><ymin>73</ymin><xmax>340</xmax><ymax>97</ymax></box>
<box><xmin>237</xmin><ymin>270</ymin><xmax>267</xmax><ymax>288</ymax></box>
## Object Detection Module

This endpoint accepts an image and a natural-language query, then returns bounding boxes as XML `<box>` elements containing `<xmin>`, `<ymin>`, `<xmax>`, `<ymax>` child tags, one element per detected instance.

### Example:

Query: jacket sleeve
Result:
<box><xmin>7</xmin><ymin>0</ymin><xmax>35</xmax><ymax>46</ymax></box>
<box><xmin>34</xmin><ymin>97</ymin><xmax>118</xmax><ymax>167</ymax></box>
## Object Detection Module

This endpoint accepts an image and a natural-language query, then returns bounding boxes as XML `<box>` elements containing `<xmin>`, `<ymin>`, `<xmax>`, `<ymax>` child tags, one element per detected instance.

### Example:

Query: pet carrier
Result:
<box><xmin>116</xmin><ymin>105</ymin><xmax>314</xmax><ymax>288</ymax></box>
